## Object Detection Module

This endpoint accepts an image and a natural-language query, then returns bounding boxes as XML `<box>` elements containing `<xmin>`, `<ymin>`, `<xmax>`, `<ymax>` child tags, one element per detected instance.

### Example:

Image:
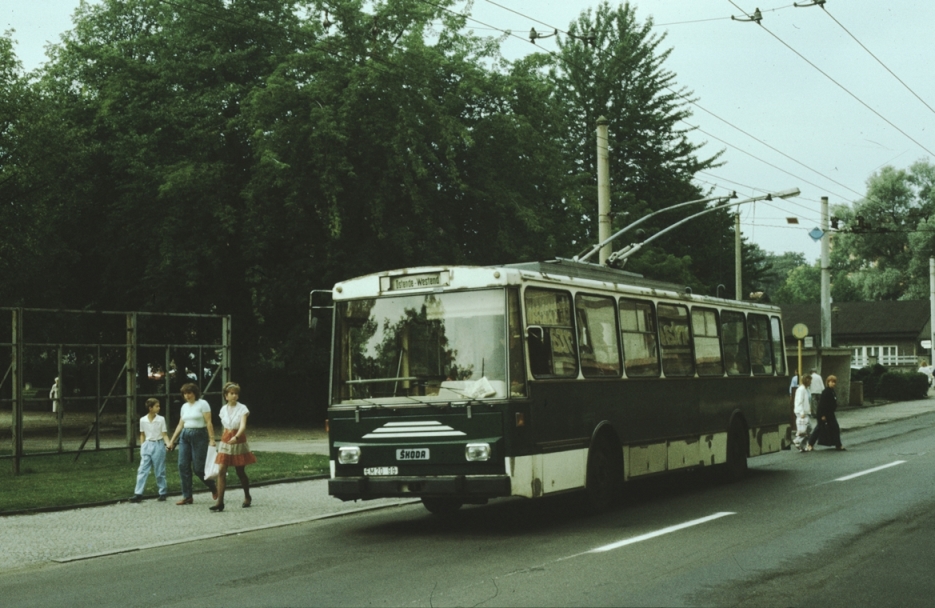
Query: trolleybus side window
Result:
<box><xmin>619</xmin><ymin>298</ymin><xmax>660</xmax><ymax>378</ymax></box>
<box><xmin>748</xmin><ymin>313</ymin><xmax>774</xmax><ymax>375</ymax></box>
<box><xmin>658</xmin><ymin>303</ymin><xmax>694</xmax><ymax>377</ymax></box>
<box><xmin>770</xmin><ymin>316</ymin><xmax>786</xmax><ymax>375</ymax></box>
<box><xmin>524</xmin><ymin>288</ymin><xmax>578</xmax><ymax>378</ymax></box>
<box><xmin>721</xmin><ymin>310</ymin><xmax>751</xmax><ymax>376</ymax></box>
<box><xmin>575</xmin><ymin>293</ymin><xmax>622</xmax><ymax>377</ymax></box>
<box><xmin>691</xmin><ymin>307</ymin><xmax>724</xmax><ymax>376</ymax></box>
<box><xmin>508</xmin><ymin>289</ymin><xmax>528</xmax><ymax>396</ymax></box>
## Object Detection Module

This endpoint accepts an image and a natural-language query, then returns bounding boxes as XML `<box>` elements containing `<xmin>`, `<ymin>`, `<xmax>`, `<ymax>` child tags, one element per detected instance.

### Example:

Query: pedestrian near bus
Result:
<box><xmin>793</xmin><ymin>373</ymin><xmax>812</xmax><ymax>451</ymax></box>
<box><xmin>209</xmin><ymin>382</ymin><xmax>257</xmax><ymax>512</ymax></box>
<box><xmin>809</xmin><ymin>369</ymin><xmax>824</xmax><ymax>417</ymax></box>
<box><xmin>167</xmin><ymin>383</ymin><xmax>218</xmax><ymax>505</ymax></box>
<box><xmin>806</xmin><ymin>375</ymin><xmax>845</xmax><ymax>451</ymax></box>
<box><xmin>130</xmin><ymin>398</ymin><xmax>170</xmax><ymax>502</ymax></box>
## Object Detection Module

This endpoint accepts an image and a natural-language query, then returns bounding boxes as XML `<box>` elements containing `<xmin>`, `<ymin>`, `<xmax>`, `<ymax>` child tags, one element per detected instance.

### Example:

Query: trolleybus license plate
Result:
<box><xmin>363</xmin><ymin>466</ymin><xmax>398</xmax><ymax>476</ymax></box>
<box><xmin>396</xmin><ymin>448</ymin><xmax>430</xmax><ymax>460</ymax></box>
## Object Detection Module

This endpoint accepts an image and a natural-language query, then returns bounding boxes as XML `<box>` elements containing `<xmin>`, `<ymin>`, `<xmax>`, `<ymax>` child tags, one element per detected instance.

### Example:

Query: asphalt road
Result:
<box><xmin>3</xmin><ymin>411</ymin><xmax>935</xmax><ymax>607</ymax></box>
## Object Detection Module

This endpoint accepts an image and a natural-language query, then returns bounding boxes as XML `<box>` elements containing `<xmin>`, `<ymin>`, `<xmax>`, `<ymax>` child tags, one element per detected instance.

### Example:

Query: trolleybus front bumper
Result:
<box><xmin>329</xmin><ymin>474</ymin><xmax>511</xmax><ymax>501</ymax></box>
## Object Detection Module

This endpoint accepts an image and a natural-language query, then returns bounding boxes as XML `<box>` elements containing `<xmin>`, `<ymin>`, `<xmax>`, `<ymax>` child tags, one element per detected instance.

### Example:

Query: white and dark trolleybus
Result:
<box><xmin>322</xmin><ymin>255</ymin><xmax>792</xmax><ymax>514</ymax></box>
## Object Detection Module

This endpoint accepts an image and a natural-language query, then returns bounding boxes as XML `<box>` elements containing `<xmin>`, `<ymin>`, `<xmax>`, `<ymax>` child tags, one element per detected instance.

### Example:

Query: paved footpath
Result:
<box><xmin>2</xmin><ymin>398</ymin><xmax>933</xmax><ymax>573</ymax></box>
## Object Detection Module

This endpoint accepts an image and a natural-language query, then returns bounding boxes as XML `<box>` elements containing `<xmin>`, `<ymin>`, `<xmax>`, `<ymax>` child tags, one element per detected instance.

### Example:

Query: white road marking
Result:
<box><xmin>834</xmin><ymin>460</ymin><xmax>906</xmax><ymax>482</ymax></box>
<box><xmin>585</xmin><ymin>512</ymin><xmax>736</xmax><ymax>554</ymax></box>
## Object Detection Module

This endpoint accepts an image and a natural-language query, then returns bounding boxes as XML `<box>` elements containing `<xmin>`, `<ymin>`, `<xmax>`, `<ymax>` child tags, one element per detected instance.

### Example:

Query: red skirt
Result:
<box><xmin>216</xmin><ymin>429</ymin><xmax>257</xmax><ymax>467</ymax></box>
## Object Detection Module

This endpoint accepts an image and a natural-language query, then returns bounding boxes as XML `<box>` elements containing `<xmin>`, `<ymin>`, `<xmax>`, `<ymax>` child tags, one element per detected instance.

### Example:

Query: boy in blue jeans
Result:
<box><xmin>130</xmin><ymin>398</ymin><xmax>170</xmax><ymax>502</ymax></box>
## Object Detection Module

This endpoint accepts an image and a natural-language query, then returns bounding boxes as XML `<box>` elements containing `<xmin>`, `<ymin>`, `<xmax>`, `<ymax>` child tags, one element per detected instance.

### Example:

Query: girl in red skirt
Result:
<box><xmin>210</xmin><ymin>382</ymin><xmax>257</xmax><ymax>511</ymax></box>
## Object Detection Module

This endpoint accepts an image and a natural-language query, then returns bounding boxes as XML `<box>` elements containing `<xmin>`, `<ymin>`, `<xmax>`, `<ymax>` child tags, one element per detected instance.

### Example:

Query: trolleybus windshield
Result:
<box><xmin>335</xmin><ymin>290</ymin><xmax>507</xmax><ymax>404</ymax></box>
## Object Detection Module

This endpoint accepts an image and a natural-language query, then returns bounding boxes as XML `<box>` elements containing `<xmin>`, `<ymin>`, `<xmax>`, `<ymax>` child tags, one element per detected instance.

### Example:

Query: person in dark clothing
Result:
<box><xmin>806</xmin><ymin>375</ymin><xmax>845</xmax><ymax>451</ymax></box>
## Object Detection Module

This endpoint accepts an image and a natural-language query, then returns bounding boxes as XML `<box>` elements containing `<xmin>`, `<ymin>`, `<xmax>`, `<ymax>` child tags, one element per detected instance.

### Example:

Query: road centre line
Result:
<box><xmin>834</xmin><ymin>460</ymin><xmax>906</xmax><ymax>482</ymax></box>
<box><xmin>566</xmin><ymin>512</ymin><xmax>736</xmax><ymax>557</ymax></box>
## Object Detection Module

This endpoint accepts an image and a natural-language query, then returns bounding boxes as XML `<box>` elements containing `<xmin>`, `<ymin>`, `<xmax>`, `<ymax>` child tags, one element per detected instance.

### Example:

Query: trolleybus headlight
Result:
<box><xmin>465</xmin><ymin>443</ymin><xmax>491</xmax><ymax>462</ymax></box>
<box><xmin>338</xmin><ymin>446</ymin><xmax>361</xmax><ymax>464</ymax></box>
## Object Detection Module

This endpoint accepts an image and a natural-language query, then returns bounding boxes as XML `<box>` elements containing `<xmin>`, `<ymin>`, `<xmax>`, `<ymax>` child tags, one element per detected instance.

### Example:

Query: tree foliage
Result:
<box><xmin>830</xmin><ymin>160</ymin><xmax>935</xmax><ymax>301</ymax></box>
<box><xmin>3</xmin><ymin>0</ymin><xmax>749</xmax><ymax>419</ymax></box>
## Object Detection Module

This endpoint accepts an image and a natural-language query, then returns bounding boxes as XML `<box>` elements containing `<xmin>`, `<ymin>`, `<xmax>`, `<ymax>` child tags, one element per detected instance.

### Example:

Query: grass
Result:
<box><xmin>0</xmin><ymin>450</ymin><xmax>329</xmax><ymax>513</ymax></box>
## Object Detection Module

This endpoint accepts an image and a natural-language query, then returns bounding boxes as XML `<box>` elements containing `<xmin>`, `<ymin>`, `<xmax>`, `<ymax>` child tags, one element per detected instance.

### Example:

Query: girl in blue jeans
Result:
<box><xmin>167</xmin><ymin>383</ymin><xmax>217</xmax><ymax>504</ymax></box>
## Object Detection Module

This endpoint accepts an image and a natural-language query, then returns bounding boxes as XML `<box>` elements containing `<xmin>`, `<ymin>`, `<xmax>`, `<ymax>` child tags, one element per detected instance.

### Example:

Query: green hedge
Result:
<box><xmin>851</xmin><ymin>365</ymin><xmax>928</xmax><ymax>402</ymax></box>
<box><xmin>876</xmin><ymin>371</ymin><xmax>930</xmax><ymax>401</ymax></box>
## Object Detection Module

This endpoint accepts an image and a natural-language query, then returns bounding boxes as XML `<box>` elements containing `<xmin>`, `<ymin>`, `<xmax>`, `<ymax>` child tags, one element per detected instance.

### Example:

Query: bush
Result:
<box><xmin>852</xmin><ymin>364</ymin><xmax>888</xmax><ymax>401</ymax></box>
<box><xmin>876</xmin><ymin>371</ymin><xmax>930</xmax><ymax>401</ymax></box>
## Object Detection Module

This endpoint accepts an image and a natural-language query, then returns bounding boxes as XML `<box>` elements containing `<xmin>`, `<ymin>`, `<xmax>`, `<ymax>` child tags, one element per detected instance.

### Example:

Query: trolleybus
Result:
<box><xmin>323</xmin><ymin>258</ymin><xmax>791</xmax><ymax>514</ymax></box>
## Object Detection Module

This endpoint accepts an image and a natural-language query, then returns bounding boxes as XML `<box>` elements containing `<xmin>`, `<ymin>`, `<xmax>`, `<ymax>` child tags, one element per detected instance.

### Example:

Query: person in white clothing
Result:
<box><xmin>130</xmin><ymin>398</ymin><xmax>170</xmax><ymax>502</ymax></box>
<box><xmin>210</xmin><ymin>382</ymin><xmax>257</xmax><ymax>512</ymax></box>
<box><xmin>793</xmin><ymin>373</ymin><xmax>813</xmax><ymax>451</ymax></box>
<box><xmin>50</xmin><ymin>377</ymin><xmax>61</xmax><ymax>413</ymax></box>
<box><xmin>809</xmin><ymin>369</ymin><xmax>824</xmax><ymax>417</ymax></box>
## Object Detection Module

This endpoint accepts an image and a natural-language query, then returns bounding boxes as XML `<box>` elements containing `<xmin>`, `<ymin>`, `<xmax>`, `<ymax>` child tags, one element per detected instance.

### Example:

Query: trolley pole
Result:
<box><xmin>596</xmin><ymin>116</ymin><xmax>612</xmax><ymax>265</ymax></box>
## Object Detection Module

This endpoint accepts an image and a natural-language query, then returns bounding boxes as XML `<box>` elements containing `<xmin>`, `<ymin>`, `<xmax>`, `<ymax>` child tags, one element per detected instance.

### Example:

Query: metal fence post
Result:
<box><xmin>11</xmin><ymin>309</ymin><xmax>23</xmax><ymax>475</ymax></box>
<box><xmin>223</xmin><ymin>315</ymin><xmax>232</xmax><ymax>388</ymax></box>
<box><xmin>126</xmin><ymin>313</ymin><xmax>137</xmax><ymax>462</ymax></box>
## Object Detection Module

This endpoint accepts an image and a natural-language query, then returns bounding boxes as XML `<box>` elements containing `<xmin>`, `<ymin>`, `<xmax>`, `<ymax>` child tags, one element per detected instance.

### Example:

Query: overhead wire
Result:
<box><xmin>817</xmin><ymin>4</ymin><xmax>935</xmax><ymax>119</ymax></box>
<box><xmin>728</xmin><ymin>0</ymin><xmax>935</xmax><ymax>158</ymax></box>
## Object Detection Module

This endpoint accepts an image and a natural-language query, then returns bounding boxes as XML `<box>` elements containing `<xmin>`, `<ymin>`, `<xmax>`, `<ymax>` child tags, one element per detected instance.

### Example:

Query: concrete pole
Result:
<box><xmin>596</xmin><ymin>116</ymin><xmax>612</xmax><ymax>265</ymax></box>
<box><xmin>820</xmin><ymin>197</ymin><xmax>831</xmax><ymax>361</ymax></box>
<box><xmin>735</xmin><ymin>213</ymin><xmax>742</xmax><ymax>300</ymax></box>
<box><xmin>930</xmin><ymin>257</ymin><xmax>934</xmax><ymax>364</ymax></box>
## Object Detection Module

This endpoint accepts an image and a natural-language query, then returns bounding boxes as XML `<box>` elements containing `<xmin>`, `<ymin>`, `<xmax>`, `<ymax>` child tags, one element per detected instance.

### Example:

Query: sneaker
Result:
<box><xmin>157</xmin><ymin>495</ymin><xmax>167</xmax><ymax>502</ymax></box>
<box><xmin>129</xmin><ymin>495</ymin><xmax>143</xmax><ymax>503</ymax></box>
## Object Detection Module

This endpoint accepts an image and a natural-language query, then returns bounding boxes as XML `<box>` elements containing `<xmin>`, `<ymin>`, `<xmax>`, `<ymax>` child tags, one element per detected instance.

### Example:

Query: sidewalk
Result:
<box><xmin>2</xmin><ymin>398</ymin><xmax>933</xmax><ymax>574</ymax></box>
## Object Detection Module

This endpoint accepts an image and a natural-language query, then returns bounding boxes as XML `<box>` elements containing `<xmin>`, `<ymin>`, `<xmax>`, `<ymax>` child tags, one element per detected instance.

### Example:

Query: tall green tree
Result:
<box><xmin>550</xmin><ymin>1</ymin><xmax>729</xmax><ymax>294</ymax></box>
<box><xmin>831</xmin><ymin>160</ymin><xmax>935</xmax><ymax>301</ymax></box>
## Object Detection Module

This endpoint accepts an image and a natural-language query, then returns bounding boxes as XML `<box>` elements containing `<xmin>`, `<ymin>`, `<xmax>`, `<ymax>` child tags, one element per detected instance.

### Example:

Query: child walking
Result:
<box><xmin>130</xmin><ymin>398</ymin><xmax>170</xmax><ymax>502</ymax></box>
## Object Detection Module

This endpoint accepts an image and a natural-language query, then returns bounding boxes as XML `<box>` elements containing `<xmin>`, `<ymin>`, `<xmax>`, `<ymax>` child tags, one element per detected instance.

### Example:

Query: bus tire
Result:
<box><xmin>421</xmin><ymin>497</ymin><xmax>463</xmax><ymax>515</ymax></box>
<box><xmin>586</xmin><ymin>433</ymin><xmax>623</xmax><ymax>512</ymax></box>
<box><xmin>722</xmin><ymin>419</ymin><xmax>748</xmax><ymax>483</ymax></box>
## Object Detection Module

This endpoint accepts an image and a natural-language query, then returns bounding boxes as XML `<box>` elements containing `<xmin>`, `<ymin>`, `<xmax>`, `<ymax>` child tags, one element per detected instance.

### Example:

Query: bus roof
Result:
<box><xmin>332</xmin><ymin>259</ymin><xmax>780</xmax><ymax>313</ymax></box>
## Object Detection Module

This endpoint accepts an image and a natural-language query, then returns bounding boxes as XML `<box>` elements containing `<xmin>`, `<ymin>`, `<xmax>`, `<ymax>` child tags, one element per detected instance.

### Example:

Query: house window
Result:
<box><xmin>851</xmin><ymin>345</ymin><xmax>899</xmax><ymax>367</ymax></box>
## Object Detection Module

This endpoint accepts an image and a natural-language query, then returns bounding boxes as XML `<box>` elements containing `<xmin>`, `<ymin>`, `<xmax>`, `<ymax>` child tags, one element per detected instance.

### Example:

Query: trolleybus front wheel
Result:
<box><xmin>421</xmin><ymin>497</ymin><xmax>463</xmax><ymax>515</ymax></box>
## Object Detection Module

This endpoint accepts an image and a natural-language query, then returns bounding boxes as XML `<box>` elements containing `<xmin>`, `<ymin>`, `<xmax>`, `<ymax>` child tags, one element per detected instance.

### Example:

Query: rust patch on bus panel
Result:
<box><xmin>532</xmin><ymin>477</ymin><xmax>543</xmax><ymax>498</ymax></box>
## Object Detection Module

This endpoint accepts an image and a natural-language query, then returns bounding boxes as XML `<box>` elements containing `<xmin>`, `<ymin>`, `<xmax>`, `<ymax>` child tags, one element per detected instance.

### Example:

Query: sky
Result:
<box><xmin>5</xmin><ymin>0</ymin><xmax>935</xmax><ymax>261</ymax></box>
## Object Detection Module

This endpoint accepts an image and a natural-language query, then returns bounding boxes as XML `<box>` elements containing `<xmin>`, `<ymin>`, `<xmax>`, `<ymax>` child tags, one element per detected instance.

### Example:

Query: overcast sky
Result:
<box><xmin>6</xmin><ymin>1</ymin><xmax>935</xmax><ymax>261</ymax></box>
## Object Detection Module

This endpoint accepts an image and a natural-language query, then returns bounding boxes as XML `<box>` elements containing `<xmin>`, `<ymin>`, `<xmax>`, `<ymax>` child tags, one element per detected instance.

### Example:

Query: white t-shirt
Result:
<box><xmin>140</xmin><ymin>414</ymin><xmax>168</xmax><ymax>441</ymax></box>
<box><xmin>179</xmin><ymin>399</ymin><xmax>211</xmax><ymax>428</ymax></box>
<box><xmin>809</xmin><ymin>373</ymin><xmax>825</xmax><ymax>394</ymax></box>
<box><xmin>219</xmin><ymin>402</ymin><xmax>250</xmax><ymax>431</ymax></box>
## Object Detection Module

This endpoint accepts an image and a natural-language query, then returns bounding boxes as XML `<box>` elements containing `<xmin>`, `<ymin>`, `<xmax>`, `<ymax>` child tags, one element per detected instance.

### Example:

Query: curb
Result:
<box><xmin>0</xmin><ymin>474</ymin><xmax>329</xmax><ymax>518</ymax></box>
<box><xmin>52</xmin><ymin>498</ymin><xmax>421</xmax><ymax>564</ymax></box>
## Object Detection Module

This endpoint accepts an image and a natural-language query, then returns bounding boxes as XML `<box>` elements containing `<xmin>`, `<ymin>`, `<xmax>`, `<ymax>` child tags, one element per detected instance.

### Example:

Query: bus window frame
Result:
<box><xmin>747</xmin><ymin>313</ymin><xmax>774</xmax><ymax>376</ymax></box>
<box><xmin>618</xmin><ymin>297</ymin><xmax>661</xmax><ymax>378</ymax></box>
<box><xmin>770</xmin><ymin>315</ymin><xmax>787</xmax><ymax>375</ymax></box>
<box><xmin>574</xmin><ymin>292</ymin><xmax>623</xmax><ymax>378</ymax></box>
<box><xmin>721</xmin><ymin>310</ymin><xmax>751</xmax><ymax>377</ymax></box>
<box><xmin>691</xmin><ymin>306</ymin><xmax>725</xmax><ymax>377</ymax></box>
<box><xmin>657</xmin><ymin>302</ymin><xmax>695</xmax><ymax>378</ymax></box>
<box><xmin>523</xmin><ymin>287</ymin><xmax>579</xmax><ymax>379</ymax></box>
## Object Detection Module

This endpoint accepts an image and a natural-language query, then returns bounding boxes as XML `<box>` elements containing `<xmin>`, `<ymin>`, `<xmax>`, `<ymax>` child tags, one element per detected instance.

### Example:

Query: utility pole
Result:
<box><xmin>734</xmin><ymin>213</ymin><xmax>742</xmax><ymax>300</ymax></box>
<box><xmin>820</xmin><ymin>196</ymin><xmax>831</xmax><ymax>366</ymax></box>
<box><xmin>930</xmin><ymin>257</ymin><xmax>934</xmax><ymax>365</ymax></box>
<box><xmin>596</xmin><ymin>116</ymin><xmax>611</xmax><ymax>265</ymax></box>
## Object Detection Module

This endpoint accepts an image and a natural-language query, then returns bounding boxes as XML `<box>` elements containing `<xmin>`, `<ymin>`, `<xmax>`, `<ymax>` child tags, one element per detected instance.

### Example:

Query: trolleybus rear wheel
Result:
<box><xmin>586</xmin><ymin>433</ymin><xmax>622</xmax><ymax>512</ymax></box>
<box><xmin>421</xmin><ymin>497</ymin><xmax>463</xmax><ymax>515</ymax></box>
<box><xmin>722</xmin><ymin>419</ymin><xmax>749</xmax><ymax>483</ymax></box>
